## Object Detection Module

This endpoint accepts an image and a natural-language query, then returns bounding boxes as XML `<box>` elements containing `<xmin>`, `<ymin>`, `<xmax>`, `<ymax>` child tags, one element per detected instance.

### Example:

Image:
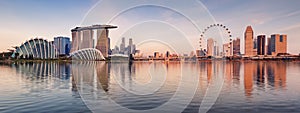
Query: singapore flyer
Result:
<box><xmin>199</xmin><ymin>24</ymin><xmax>233</xmax><ymax>57</ymax></box>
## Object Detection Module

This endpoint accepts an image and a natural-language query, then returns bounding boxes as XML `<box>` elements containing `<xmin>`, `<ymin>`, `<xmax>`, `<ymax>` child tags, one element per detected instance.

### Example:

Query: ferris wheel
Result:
<box><xmin>199</xmin><ymin>24</ymin><xmax>233</xmax><ymax>56</ymax></box>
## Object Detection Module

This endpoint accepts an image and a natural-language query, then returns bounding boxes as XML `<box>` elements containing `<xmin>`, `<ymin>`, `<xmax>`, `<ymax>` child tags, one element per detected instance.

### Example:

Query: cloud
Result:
<box><xmin>279</xmin><ymin>23</ymin><xmax>300</xmax><ymax>32</ymax></box>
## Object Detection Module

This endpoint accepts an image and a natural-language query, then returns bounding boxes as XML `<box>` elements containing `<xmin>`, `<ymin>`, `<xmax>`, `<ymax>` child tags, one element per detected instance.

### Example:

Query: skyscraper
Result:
<box><xmin>267</xmin><ymin>37</ymin><xmax>272</xmax><ymax>55</ymax></box>
<box><xmin>270</xmin><ymin>34</ymin><xmax>287</xmax><ymax>56</ymax></box>
<box><xmin>223</xmin><ymin>43</ymin><xmax>230</xmax><ymax>57</ymax></box>
<box><xmin>244</xmin><ymin>26</ymin><xmax>254</xmax><ymax>57</ymax></box>
<box><xmin>214</xmin><ymin>44</ymin><xmax>219</xmax><ymax>56</ymax></box>
<box><xmin>253</xmin><ymin>38</ymin><xmax>258</xmax><ymax>56</ymax></box>
<box><xmin>71</xmin><ymin>28</ymin><xmax>80</xmax><ymax>53</ymax></box>
<box><xmin>120</xmin><ymin>37</ymin><xmax>125</xmax><ymax>54</ymax></box>
<box><xmin>71</xmin><ymin>25</ymin><xmax>117</xmax><ymax>58</ymax></box>
<box><xmin>233</xmin><ymin>38</ymin><xmax>240</xmax><ymax>56</ymax></box>
<box><xmin>96</xmin><ymin>29</ymin><xmax>110</xmax><ymax>57</ymax></box>
<box><xmin>166</xmin><ymin>51</ymin><xmax>170</xmax><ymax>58</ymax></box>
<box><xmin>129</xmin><ymin>38</ymin><xmax>133</xmax><ymax>46</ymax></box>
<box><xmin>154</xmin><ymin>52</ymin><xmax>160</xmax><ymax>58</ymax></box>
<box><xmin>82</xmin><ymin>29</ymin><xmax>93</xmax><ymax>49</ymax></box>
<box><xmin>257</xmin><ymin>35</ymin><xmax>266</xmax><ymax>55</ymax></box>
<box><xmin>127</xmin><ymin>38</ymin><xmax>135</xmax><ymax>55</ymax></box>
<box><xmin>207</xmin><ymin>38</ymin><xmax>214</xmax><ymax>56</ymax></box>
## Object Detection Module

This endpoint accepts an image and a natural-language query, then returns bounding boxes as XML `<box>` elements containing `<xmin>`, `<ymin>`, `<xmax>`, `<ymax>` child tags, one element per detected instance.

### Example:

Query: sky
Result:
<box><xmin>0</xmin><ymin>0</ymin><xmax>300</xmax><ymax>55</ymax></box>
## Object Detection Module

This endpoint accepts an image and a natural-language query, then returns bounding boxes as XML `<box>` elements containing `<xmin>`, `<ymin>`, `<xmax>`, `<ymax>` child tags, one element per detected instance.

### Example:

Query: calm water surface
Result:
<box><xmin>0</xmin><ymin>61</ymin><xmax>300</xmax><ymax>113</ymax></box>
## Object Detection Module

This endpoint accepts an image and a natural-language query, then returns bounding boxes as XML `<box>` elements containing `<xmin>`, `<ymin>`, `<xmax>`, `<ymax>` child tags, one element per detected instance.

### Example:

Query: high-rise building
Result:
<box><xmin>257</xmin><ymin>35</ymin><xmax>266</xmax><ymax>55</ymax></box>
<box><xmin>214</xmin><ymin>45</ymin><xmax>219</xmax><ymax>56</ymax></box>
<box><xmin>120</xmin><ymin>37</ymin><xmax>125</xmax><ymax>54</ymax></box>
<box><xmin>70</xmin><ymin>28</ymin><xmax>80</xmax><ymax>52</ymax></box>
<box><xmin>253</xmin><ymin>38</ymin><xmax>258</xmax><ymax>56</ymax></box>
<box><xmin>270</xmin><ymin>34</ymin><xmax>287</xmax><ymax>56</ymax></box>
<box><xmin>166</xmin><ymin>51</ymin><xmax>170</xmax><ymax>58</ymax></box>
<box><xmin>96</xmin><ymin>29</ymin><xmax>110</xmax><ymax>57</ymax></box>
<box><xmin>267</xmin><ymin>37</ymin><xmax>272</xmax><ymax>55</ymax></box>
<box><xmin>154</xmin><ymin>52</ymin><xmax>160</xmax><ymax>58</ymax></box>
<box><xmin>54</xmin><ymin>37</ymin><xmax>71</xmax><ymax>56</ymax></box>
<box><xmin>81</xmin><ymin>29</ymin><xmax>93</xmax><ymax>49</ymax></box>
<box><xmin>207</xmin><ymin>38</ymin><xmax>214</xmax><ymax>56</ymax></box>
<box><xmin>127</xmin><ymin>38</ymin><xmax>136</xmax><ymax>55</ymax></box>
<box><xmin>129</xmin><ymin>38</ymin><xmax>133</xmax><ymax>46</ymax></box>
<box><xmin>233</xmin><ymin>38</ymin><xmax>240</xmax><ymax>56</ymax></box>
<box><xmin>244</xmin><ymin>26</ymin><xmax>254</xmax><ymax>57</ymax></box>
<box><xmin>196</xmin><ymin>49</ymin><xmax>206</xmax><ymax>57</ymax></box>
<box><xmin>71</xmin><ymin>25</ymin><xmax>117</xmax><ymax>58</ymax></box>
<box><xmin>223</xmin><ymin>43</ymin><xmax>230</xmax><ymax>57</ymax></box>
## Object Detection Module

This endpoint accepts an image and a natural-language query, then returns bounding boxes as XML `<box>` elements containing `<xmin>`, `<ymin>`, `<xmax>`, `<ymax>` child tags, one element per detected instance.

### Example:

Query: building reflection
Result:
<box><xmin>9</xmin><ymin>60</ymin><xmax>288</xmax><ymax>112</ymax></box>
<box><xmin>232</xmin><ymin>61</ymin><xmax>241</xmax><ymax>85</ymax></box>
<box><xmin>200</xmin><ymin>61</ymin><xmax>287</xmax><ymax>98</ymax></box>
<box><xmin>243</xmin><ymin>61</ymin><xmax>286</xmax><ymax>97</ymax></box>
<box><xmin>256</xmin><ymin>61</ymin><xmax>265</xmax><ymax>87</ymax></box>
<box><xmin>244</xmin><ymin>61</ymin><xmax>255</xmax><ymax>97</ymax></box>
<box><xmin>21</xmin><ymin>60</ymin><xmax>282</xmax><ymax>103</ymax></box>
<box><xmin>97</xmin><ymin>62</ymin><xmax>110</xmax><ymax>92</ymax></box>
<box><xmin>13</xmin><ymin>61</ymin><xmax>71</xmax><ymax>80</ymax></box>
<box><xmin>266</xmin><ymin>62</ymin><xmax>287</xmax><ymax>89</ymax></box>
<box><xmin>71</xmin><ymin>61</ymin><xmax>110</xmax><ymax>93</ymax></box>
<box><xmin>207</xmin><ymin>61</ymin><xmax>213</xmax><ymax>82</ymax></box>
<box><xmin>10</xmin><ymin>60</ymin><xmax>288</xmax><ymax>100</ymax></box>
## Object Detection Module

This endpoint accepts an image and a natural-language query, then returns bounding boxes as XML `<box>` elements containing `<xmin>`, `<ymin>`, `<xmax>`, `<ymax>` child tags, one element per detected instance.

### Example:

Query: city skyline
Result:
<box><xmin>1</xmin><ymin>0</ymin><xmax>300</xmax><ymax>55</ymax></box>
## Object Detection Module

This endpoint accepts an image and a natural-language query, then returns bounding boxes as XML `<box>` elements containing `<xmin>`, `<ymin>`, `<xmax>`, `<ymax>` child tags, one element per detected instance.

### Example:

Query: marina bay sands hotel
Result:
<box><xmin>70</xmin><ymin>25</ymin><xmax>117</xmax><ymax>57</ymax></box>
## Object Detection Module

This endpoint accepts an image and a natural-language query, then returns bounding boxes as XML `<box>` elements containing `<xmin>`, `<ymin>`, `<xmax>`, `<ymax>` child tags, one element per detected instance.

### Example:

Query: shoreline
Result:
<box><xmin>1</xmin><ymin>57</ymin><xmax>300</xmax><ymax>64</ymax></box>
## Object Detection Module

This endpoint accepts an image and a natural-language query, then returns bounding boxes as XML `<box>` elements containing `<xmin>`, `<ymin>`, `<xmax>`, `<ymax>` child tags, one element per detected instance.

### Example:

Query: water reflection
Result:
<box><xmin>0</xmin><ymin>60</ymin><xmax>296</xmax><ymax>113</ymax></box>
<box><xmin>71</xmin><ymin>61</ymin><xmax>182</xmax><ymax>112</ymax></box>
<box><xmin>12</xmin><ymin>61</ymin><xmax>71</xmax><ymax>80</ymax></box>
<box><xmin>70</xmin><ymin>61</ymin><xmax>290</xmax><ymax>112</ymax></box>
<box><xmin>0</xmin><ymin>61</ymin><xmax>90</xmax><ymax>113</ymax></box>
<box><xmin>242</xmin><ymin>61</ymin><xmax>287</xmax><ymax>97</ymax></box>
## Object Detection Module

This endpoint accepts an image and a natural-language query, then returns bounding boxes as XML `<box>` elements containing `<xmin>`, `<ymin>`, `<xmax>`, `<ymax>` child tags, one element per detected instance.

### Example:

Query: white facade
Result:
<box><xmin>70</xmin><ymin>48</ymin><xmax>105</xmax><ymax>61</ymax></box>
<box><xmin>12</xmin><ymin>38</ymin><xmax>58</xmax><ymax>59</ymax></box>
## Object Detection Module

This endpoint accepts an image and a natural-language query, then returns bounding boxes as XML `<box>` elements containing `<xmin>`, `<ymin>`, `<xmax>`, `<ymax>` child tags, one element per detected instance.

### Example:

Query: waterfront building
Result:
<box><xmin>120</xmin><ymin>37</ymin><xmax>126</xmax><ymax>54</ymax></box>
<box><xmin>71</xmin><ymin>25</ymin><xmax>117</xmax><ymax>58</ymax></box>
<box><xmin>257</xmin><ymin>35</ymin><xmax>266</xmax><ymax>55</ymax></box>
<box><xmin>244</xmin><ymin>26</ymin><xmax>254</xmax><ymax>57</ymax></box>
<box><xmin>166</xmin><ymin>51</ymin><xmax>170</xmax><ymax>58</ymax></box>
<box><xmin>267</xmin><ymin>37</ymin><xmax>272</xmax><ymax>55</ymax></box>
<box><xmin>112</xmin><ymin>37</ymin><xmax>136</xmax><ymax>56</ymax></box>
<box><xmin>207</xmin><ymin>38</ymin><xmax>214</xmax><ymax>56</ymax></box>
<box><xmin>223</xmin><ymin>43</ymin><xmax>230</xmax><ymax>57</ymax></box>
<box><xmin>82</xmin><ymin>29</ymin><xmax>93</xmax><ymax>49</ymax></box>
<box><xmin>54</xmin><ymin>36</ymin><xmax>71</xmax><ymax>56</ymax></box>
<box><xmin>154</xmin><ymin>52</ymin><xmax>160</xmax><ymax>58</ymax></box>
<box><xmin>127</xmin><ymin>38</ymin><xmax>136</xmax><ymax>55</ymax></box>
<box><xmin>96</xmin><ymin>28</ymin><xmax>110</xmax><ymax>57</ymax></box>
<box><xmin>270</xmin><ymin>34</ymin><xmax>287</xmax><ymax>56</ymax></box>
<box><xmin>233</xmin><ymin>38</ymin><xmax>241</xmax><ymax>56</ymax></box>
<box><xmin>196</xmin><ymin>50</ymin><xmax>205</xmax><ymax>57</ymax></box>
<box><xmin>214</xmin><ymin>45</ymin><xmax>220</xmax><ymax>56</ymax></box>
<box><xmin>11</xmin><ymin>38</ymin><xmax>58</xmax><ymax>59</ymax></box>
<box><xmin>253</xmin><ymin>38</ymin><xmax>258</xmax><ymax>56</ymax></box>
<box><xmin>112</xmin><ymin>46</ymin><xmax>120</xmax><ymax>54</ymax></box>
<box><xmin>69</xmin><ymin>48</ymin><xmax>105</xmax><ymax>60</ymax></box>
